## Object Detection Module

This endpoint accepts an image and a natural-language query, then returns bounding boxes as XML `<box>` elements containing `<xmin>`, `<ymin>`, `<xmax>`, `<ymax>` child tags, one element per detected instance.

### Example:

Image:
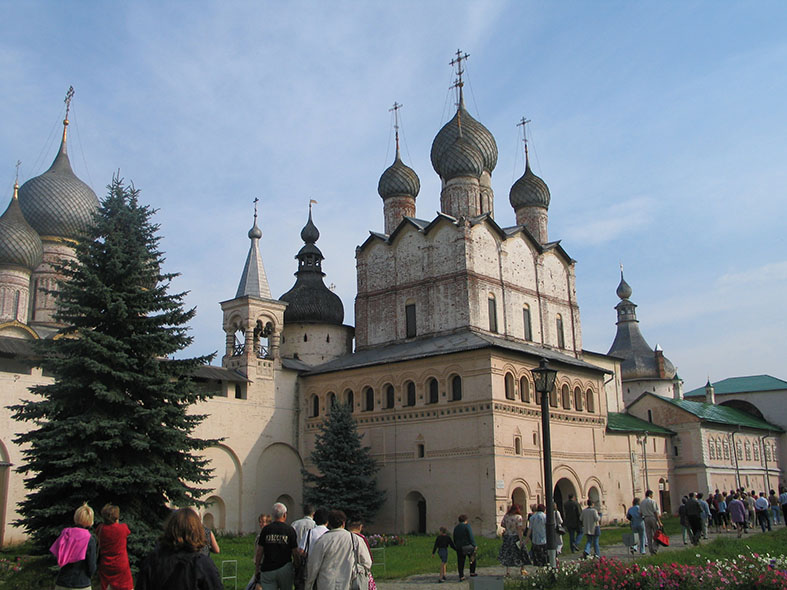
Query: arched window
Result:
<box><xmin>311</xmin><ymin>394</ymin><xmax>319</xmax><ymax>417</ymax></box>
<box><xmin>574</xmin><ymin>386</ymin><xmax>583</xmax><ymax>411</ymax></box>
<box><xmin>709</xmin><ymin>439</ymin><xmax>716</xmax><ymax>460</ymax></box>
<box><xmin>451</xmin><ymin>375</ymin><xmax>462</xmax><ymax>401</ymax></box>
<box><xmin>556</xmin><ymin>314</ymin><xmax>565</xmax><ymax>349</ymax></box>
<box><xmin>303</xmin><ymin>333</ymin><xmax>308</xmax><ymax>342</ymax></box>
<box><xmin>744</xmin><ymin>440</ymin><xmax>751</xmax><ymax>461</ymax></box>
<box><xmin>514</xmin><ymin>437</ymin><xmax>522</xmax><ymax>455</ymax></box>
<box><xmin>345</xmin><ymin>389</ymin><xmax>354</xmax><ymax>412</ymax></box>
<box><xmin>504</xmin><ymin>373</ymin><xmax>515</xmax><ymax>400</ymax></box>
<box><xmin>428</xmin><ymin>378</ymin><xmax>439</xmax><ymax>404</ymax></box>
<box><xmin>736</xmin><ymin>442</ymin><xmax>742</xmax><ymax>460</ymax></box>
<box><xmin>549</xmin><ymin>385</ymin><xmax>558</xmax><ymax>408</ymax></box>
<box><xmin>765</xmin><ymin>444</ymin><xmax>772</xmax><ymax>462</ymax></box>
<box><xmin>328</xmin><ymin>391</ymin><xmax>336</xmax><ymax>409</ymax></box>
<box><xmin>488</xmin><ymin>294</ymin><xmax>498</xmax><ymax>333</ymax></box>
<box><xmin>561</xmin><ymin>384</ymin><xmax>571</xmax><ymax>409</ymax></box>
<box><xmin>520</xmin><ymin>377</ymin><xmax>530</xmax><ymax>403</ymax></box>
<box><xmin>753</xmin><ymin>442</ymin><xmax>760</xmax><ymax>461</ymax></box>
<box><xmin>406</xmin><ymin>381</ymin><xmax>416</xmax><ymax>407</ymax></box>
<box><xmin>405</xmin><ymin>302</ymin><xmax>416</xmax><ymax>338</ymax></box>
<box><xmin>385</xmin><ymin>384</ymin><xmax>394</xmax><ymax>409</ymax></box>
<box><xmin>586</xmin><ymin>389</ymin><xmax>595</xmax><ymax>413</ymax></box>
<box><xmin>723</xmin><ymin>439</ymin><xmax>730</xmax><ymax>460</ymax></box>
<box><xmin>523</xmin><ymin>305</ymin><xmax>533</xmax><ymax>341</ymax></box>
<box><xmin>364</xmin><ymin>387</ymin><xmax>374</xmax><ymax>412</ymax></box>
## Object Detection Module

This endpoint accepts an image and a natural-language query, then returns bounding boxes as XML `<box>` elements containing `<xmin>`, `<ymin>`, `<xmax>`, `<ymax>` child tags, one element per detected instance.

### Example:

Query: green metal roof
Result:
<box><xmin>662</xmin><ymin>396</ymin><xmax>783</xmax><ymax>432</ymax></box>
<box><xmin>607</xmin><ymin>412</ymin><xmax>674</xmax><ymax>435</ymax></box>
<box><xmin>684</xmin><ymin>375</ymin><xmax>787</xmax><ymax>397</ymax></box>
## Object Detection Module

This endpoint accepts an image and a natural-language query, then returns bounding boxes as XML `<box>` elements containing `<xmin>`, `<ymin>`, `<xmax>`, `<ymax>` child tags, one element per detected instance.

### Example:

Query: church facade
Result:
<box><xmin>1</xmin><ymin>67</ymin><xmax>783</xmax><ymax>545</ymax></box>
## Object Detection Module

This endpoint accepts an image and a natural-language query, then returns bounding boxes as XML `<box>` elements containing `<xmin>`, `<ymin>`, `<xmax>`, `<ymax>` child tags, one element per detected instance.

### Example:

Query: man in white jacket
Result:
<box><xmin>305</xmin><ymin>510</ymin><xmax>372</xmax><ymax>590</ymax></box>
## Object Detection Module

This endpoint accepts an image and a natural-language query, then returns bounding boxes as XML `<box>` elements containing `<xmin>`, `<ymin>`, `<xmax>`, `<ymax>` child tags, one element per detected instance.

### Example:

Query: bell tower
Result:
<box><xmin>220</xmin><ymin>199</ymin><xmax>286</xmax><ymax>380</ymax></box>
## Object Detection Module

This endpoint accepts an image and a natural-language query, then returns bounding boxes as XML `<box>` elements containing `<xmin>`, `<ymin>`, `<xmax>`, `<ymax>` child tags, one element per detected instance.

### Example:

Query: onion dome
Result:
<box><xmin>0</xmin><ymin>184</ymin><xmax>43</xmax><ymax>269</ymax></box>
<box><xmin>279</xmin><ymin>207</ymin><xmax>344</xmax><ymax>325</ymax></box>
<box><xmin>435</xmin><ymin>135</ymin><xmax>484</xmax><ymax>180</ymax></box>
<box><xmin>616</xmin><ymin>270</ymin><xmax>633</xmax><ymax>300</ymax></box>
<box><xmin>18</xmin><ymin>125</ymin><xmax>98</xmax><ymax>240</ymax></box>
<box><xmin>248</xmin><ymin>221</ymin><xmax>262</xmax><ymax>240</ymax></box>
<box><xmin>509</xmin><ymin>158</ymin><xmax>551</xmax><ymax>209</ymax></box>
<box><xmin>378</xmin><ymin>151</ymin><xmax>420</xmax><ymax>200</ymax></box>
<box><xmin>430</xmin><ymin>95</ymin><xmax>498</xmax><ymax>177</ymax></box>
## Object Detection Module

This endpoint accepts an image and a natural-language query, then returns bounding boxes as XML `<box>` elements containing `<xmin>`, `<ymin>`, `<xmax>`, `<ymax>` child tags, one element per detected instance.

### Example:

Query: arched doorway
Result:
<box><xmin>203</xmin><ymin>495</ymin><xmax>225</xmax><ymax>531</ymax></box>
<box><xmin>658</xmin><ymin>478</ymin><xmax>671</xmax><ymax>514</ymax></box>
<box><xmin>404</xmin><ymin>491</ymin><xmax>426</xmax><ymax>534</ymax></box>
<box><xmin>512</xmin><ymin>487</ymin><xmax>527</xmax><ymax>509</ymax></box>
<box><xmin>553</xmin><ymin>478</ymin><xmax>577</xmax><ymax>518</ymax></box>
<box><xmin>588</xmin><ymin>486</ymin><xmax>601</xmax><ymax>511</ymax></box>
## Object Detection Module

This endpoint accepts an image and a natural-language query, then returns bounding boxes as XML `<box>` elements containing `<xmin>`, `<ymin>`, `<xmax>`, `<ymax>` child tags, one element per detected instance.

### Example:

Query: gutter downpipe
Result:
<box><xmin>761</xmin><ymin>433</ymin><xmax>771</xmax><ymax>492</ymax></box>
<box><xmin>642</xmin><ymin>432</ymin><xmax>650</xmax><ymax>493</ymax></box>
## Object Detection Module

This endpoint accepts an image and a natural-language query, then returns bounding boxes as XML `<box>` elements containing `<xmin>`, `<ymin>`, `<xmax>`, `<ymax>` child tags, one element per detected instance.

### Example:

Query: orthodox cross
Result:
<box><xmin>450</xmin><ymin>49</ymin><xmax>469</xmax><ymax>92</ymax></box>
<box><xmin>253</xmin><ymin>197</ymin><xmax>259</xmax><ymax>224</ymax></box>
<box><xmin>15</xmin><ymin>160</ymin><xmax>21</xmax><ymax>186</ymax></box>
<box><xmin>517</xmin><ymin>116</ymin><xmax>532</xmax><ymax>163</ymax></box>
<box><xmin>389</xmin><ymin>101</ymin><xmax>402</xmax><ymax>151</ymax></box>
<box><xmin>64</xmin><ymin>86</ymin><xmax>75</xmax><ymax>120</ymax></box>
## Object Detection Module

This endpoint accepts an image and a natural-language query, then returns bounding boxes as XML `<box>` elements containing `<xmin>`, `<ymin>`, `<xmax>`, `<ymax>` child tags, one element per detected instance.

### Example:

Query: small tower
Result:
<box><xmin>17</xmin><ymin>88</ymin><xmax>99</xmax><ymax>334</ymax></box>
<box><xmin>704</xmin><ymin>379</ymin><xmax>716</xmax><ymax>405</ymax></box>
<box><xmin>607</xmin><ymin>268</ymin><xmax>677</xmax><ymax>405</ymax></box>
<box><xmin>0</xmin><ymin>174</ymin><xmax>43</xmax><ymax>335</ymax></box>
<box><xmin>509</xmin><ymin>117</ymin><xmax>551</xmax><ymax>243</ymax></box>
<box><xmin>279</xmin><ymin>203</ymin><xmax>353</xmax><ymax>365</ymax></box>
<box><xmin>220</xmin><ymin>200</ymin><xmax>286</xmax><ymax>379</ymax></box>
<box><xmin>378</xmin><ymin>102</ymin><xmax>420</xmax><ymax>235</ymax></box>
<box><xmin>430</xmin><ymin>50</ymin><xmax>497</xmax><ymax>220</ymax></box>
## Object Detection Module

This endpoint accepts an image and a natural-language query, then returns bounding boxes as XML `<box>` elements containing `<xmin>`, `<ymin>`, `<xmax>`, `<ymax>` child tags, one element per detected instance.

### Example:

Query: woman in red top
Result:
<box><xmin>97</xmin><ymin>503</ymin><xmax>134</xmax><ymax>590</ymax></box>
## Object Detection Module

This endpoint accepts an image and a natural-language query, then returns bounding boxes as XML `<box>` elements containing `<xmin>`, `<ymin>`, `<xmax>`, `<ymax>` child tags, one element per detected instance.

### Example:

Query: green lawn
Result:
<box><xmin>209</xmin><ymin>533</ymin><xmax>502</xmax><ymax>586</ymax></box>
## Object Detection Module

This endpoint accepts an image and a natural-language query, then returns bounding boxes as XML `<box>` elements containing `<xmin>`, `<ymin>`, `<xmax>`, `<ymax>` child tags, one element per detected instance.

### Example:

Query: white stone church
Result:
<box><xmin>1</xmin><ymin>65</ymin><xmax>784</xmax><ymax>545</ymax></box>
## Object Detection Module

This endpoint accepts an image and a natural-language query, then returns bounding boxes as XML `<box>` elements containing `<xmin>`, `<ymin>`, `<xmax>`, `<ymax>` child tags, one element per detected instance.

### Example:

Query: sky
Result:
<box><xmin>1</xmin><ymin>1</ymin><xmax>785</xmax><ymax>391</ymax></box>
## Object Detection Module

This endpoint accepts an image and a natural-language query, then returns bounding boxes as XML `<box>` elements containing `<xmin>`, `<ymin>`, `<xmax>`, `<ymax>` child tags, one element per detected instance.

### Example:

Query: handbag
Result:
<box><xmin>462</xmin><ymin>544</ymin><xmax>476</xmax><ymax>556</ymax></box>
<box><xmin>654</xmin><ymin>528</ymin><xmax>670</xmax><ymax>547</ymax></box>
<box><xmin>556</xmin><ymin>524</ymin><xmax>566</xmax><ymax>535</ymax></box>
<box><xmin>350</xmin><ymin>532</ymin><xmax>370</xmax><ymax>590</ymax></box>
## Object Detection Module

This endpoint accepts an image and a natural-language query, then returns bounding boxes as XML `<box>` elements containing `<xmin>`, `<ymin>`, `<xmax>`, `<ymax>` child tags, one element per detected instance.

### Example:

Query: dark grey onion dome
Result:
<box><xmin>435</xmin><ymin>135</ymin><xmax>484</xmax><ymax>180</ymax></box>
<box><xmin>248</xmin><ymin>221</ymin><xmax>262</xmax><ymax>239</ymax></box>
<box><xmin>616</xmin><ymin>270</ymin><xmax>633</xmax><ymax>300</ymax></box>
<box><xmin>279</xmin><ymin>209</ymin><xmax>344</xmax><ymax>325</ymax></box>
<box><xmin>18</xmin><ymin>135</ymin><xmax>98</xmax><ymax>240</ymax></box>
<box><xmin>0</xmin><ymin>188</ymin><xmax>43</xmax><ymax>269</ymax></box>
<box><xmin>430</xmin><ymin>97</ymin><xmax>498</xmax><ymax>176</ymax></box>
<box><xmin>300</xmin><ymin>211</ymin><xmax>319</xmax><ymax>243</ymax></box>
<box><xmin>378</xmin><ymin>152</ymin><xmax>420</xmax><ymax>200</ymax></box>
<box><xmin>509</xmin><ymin>159</ymin><xmax>551</xmax><ymax>209</ymax></box>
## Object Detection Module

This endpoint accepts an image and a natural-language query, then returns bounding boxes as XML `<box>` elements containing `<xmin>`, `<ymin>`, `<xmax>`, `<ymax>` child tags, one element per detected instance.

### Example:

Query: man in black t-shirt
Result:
<box><xmin>254</xmin><ymin>502</ymin><xmax>299</xmax><ymax>590</ymax></box>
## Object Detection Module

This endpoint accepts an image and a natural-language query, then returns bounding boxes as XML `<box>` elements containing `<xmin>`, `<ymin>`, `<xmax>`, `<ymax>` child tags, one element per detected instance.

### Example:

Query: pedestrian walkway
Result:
<box><xmin>375</xmin><ymin>527</ymin><xmax>740</xmax><ymax>590</ymax></box>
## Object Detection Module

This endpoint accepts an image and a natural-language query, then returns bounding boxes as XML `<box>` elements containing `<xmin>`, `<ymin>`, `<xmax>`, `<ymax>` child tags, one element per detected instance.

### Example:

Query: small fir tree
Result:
<box><xmin>302</xmin><ymin>401</ymin><xmax>385</xmax><ymax>523</ymax></box>
<box><xmin>10</xmin><ymin>177</ymin><xmax>216</xmax><ymax>562</ymax></box>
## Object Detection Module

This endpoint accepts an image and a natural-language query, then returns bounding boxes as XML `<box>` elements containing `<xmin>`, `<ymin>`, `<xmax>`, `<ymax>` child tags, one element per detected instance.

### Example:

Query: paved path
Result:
<box><xmin>374</xmin><ymin>527</ymin><xmax>748</xmax><ymax>590</ymax></box>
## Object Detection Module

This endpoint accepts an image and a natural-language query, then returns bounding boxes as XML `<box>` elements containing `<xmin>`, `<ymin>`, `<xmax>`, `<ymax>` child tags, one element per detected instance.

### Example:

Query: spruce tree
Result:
<box><xmin>10</xmin><ymin>177</ymin><xmax>216</xmax><ymax>562</ymax></box>
<box><xmin>302</xmin><ymin>400</ymin><xmax>385</xmax><ymax>523</ymax></box>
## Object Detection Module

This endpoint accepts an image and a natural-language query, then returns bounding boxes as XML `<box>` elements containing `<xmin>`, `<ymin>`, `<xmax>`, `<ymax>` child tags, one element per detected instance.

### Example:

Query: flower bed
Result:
<box><xmin>367</xmin><ymin>533</ymin><xmax>406</xmax><ymax>548</ymax></box>
<box><xmin>510</xmin><ymin>554</ymin><xmax>787</xmax><ymax>590</ymax></box>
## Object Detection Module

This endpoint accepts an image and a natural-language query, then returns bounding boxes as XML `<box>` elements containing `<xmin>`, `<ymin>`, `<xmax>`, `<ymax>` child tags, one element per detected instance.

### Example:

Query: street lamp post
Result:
<box><xmin>532</xmin><ymin>357</ymin><xmax>558</xmax><ymax>568</ymax></box>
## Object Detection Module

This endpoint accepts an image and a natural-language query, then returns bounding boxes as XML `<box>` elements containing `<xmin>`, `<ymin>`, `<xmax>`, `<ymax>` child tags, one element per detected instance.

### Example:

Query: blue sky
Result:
<box><xmin>1</xmin><ymin>1</ymin><xmax>785</xmax><ymax>390</ymax></box>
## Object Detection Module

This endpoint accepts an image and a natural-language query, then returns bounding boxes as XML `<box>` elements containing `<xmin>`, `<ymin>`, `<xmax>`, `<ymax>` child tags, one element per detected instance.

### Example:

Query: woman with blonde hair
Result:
<box><xmin>136</xmin><ymin>508</ymin><xmax>222</xmax><ymax>590</ymax></box>
<box><xmin>50</xmin><ymin>502</ymin><xmax>98</xmax><ymax>590</ymax></box>
<box><xmin>96</xmin><ymin>503</ymin><xmax>133</xmax><ymax>590</ymax></box>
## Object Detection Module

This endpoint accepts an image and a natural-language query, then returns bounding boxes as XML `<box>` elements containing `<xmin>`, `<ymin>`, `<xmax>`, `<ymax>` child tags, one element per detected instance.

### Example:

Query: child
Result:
<box><xmin>432</xmin><ymin>527</ymin><xmax>456</xmax><ymax>582</ymax></box>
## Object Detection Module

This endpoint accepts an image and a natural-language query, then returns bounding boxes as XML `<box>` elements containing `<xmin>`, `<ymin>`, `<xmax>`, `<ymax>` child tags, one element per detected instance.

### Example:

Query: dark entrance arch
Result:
<box><xmin>404</xmin><ymin>491</ymin><xmax>426</xmax><ymax>533</ymax></box>
<box><xmin>554</xmin><ymin>478</ymin><xmax>577</xmax><ymax>517</ymax></box>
